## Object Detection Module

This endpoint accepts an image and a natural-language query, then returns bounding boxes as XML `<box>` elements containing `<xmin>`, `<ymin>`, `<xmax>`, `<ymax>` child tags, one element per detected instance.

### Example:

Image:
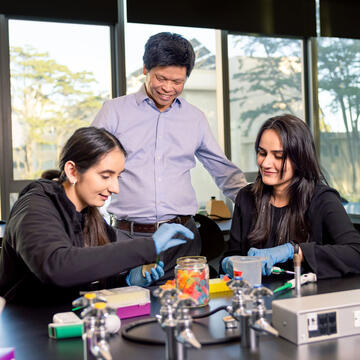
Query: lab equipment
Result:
<box><xmin>87</xmin><ymin>286</ymin><xmax>150</xmax><ymax>319</ymax></box>
<box><xmin>229</xmin><ymin>256</ymin><xmax>263</xmax><ymax>285</ymax></box>
<box><xmin>154</xmin><ymin>287</ymin><xmax>201</xmax><ymax>360</ymax></box>
<box><xmin>272</xmin><ymin>289</ymin><xmax>360</xmax><ymax>344</ymax></box>
<box><xmin>48</xmin><ymin>322</ymin><xmax>84</xmax><ymax>339</ymax></box>
<box><xmin>226</xmin><ymin>277</ymin><xmax>252</xmax><ymax>347</ymax></box>
<box><xmin>223</xmin><ymin>315</ymin><xmax>238</xmax><ymax>329</ymax></box>
<box><xmin>53</xmin><ymin>311</ymin><xmax>82</xmax><ymax>324</ymax></box>
<box><xmin>81</xmin><ymin>302</ymin><xmax>114</xmax><ymax>360</ymax></box>
<box><xmin>49</xmin><ymin>311</ymin><xmax>84</xmax><ymax>339</ymax></box>
<box><xmin>226</xmin><ymin>279</ymin><xmax>278</xmax><ymax>352</ymax></box>
<box><xmin>273</xmin><ymin>273</ymin><xmax>317</xmax><ymax>294</ymax></box>
<box><xmin>271</xmin><ymin>266</ymin><xmax>295</xmax><ymax>275</ymax></box>
<box><xmin>209</xmin><ymin>277</ymin><xmax>232</xmax><ymax>293</ymax></box>
<box><xmin>293</xmin><ymin>253</ymin><xmax>301</xmax><ymax>296</ymax></box>
<box><xmin>175</xmin><ymin>256</ymin><xmax>209</xmax><ymax>306</ymax></box>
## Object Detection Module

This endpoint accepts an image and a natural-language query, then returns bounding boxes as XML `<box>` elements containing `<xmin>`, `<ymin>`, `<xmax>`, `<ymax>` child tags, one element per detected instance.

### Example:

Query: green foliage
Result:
<box><xmin>230</xmin><ymin>37</ymin><xmax>302</xmax><ymax>135</ymax></box>
<box><xmin>317</xmin><ymin>38</ymin><xmax>360</xmax><ymax>195</ymax></box>
<box><xmin>10</xmin><ymin>46</ymin><xmax>108</xmax><ymax>179</ymax></box>
<box><xmin>230</xmin><ymin>36</ymin><xmax>360</xmax><ymax>198</ymax></box>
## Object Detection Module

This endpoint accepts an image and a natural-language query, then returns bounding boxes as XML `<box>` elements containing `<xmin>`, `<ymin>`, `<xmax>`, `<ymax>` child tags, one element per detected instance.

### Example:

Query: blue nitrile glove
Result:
<box><xmin>221</xmin><ymin>257</ymin><xmax>234</xmax><ymax>278</ymax></box>
<box><xmin>153</xmin><ymin>223</ymin><xmax>194</xmax><ymax>254</ymax></box>
<box><xmin>126</xmin><ymin>261</ymin><xmax>165</xmax><ymax>287</ymax></box>
<box><xmin>247</xmin><ymin>243</ymin><xmax>294</xmax><ymax>276</ymax></box>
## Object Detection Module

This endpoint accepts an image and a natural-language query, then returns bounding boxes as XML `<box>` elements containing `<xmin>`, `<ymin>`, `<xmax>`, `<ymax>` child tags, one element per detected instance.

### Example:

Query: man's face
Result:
<box><xmin>143</xmin><ymin>65</ymin><xmax>187</xmax><ymax>111</ymax></box>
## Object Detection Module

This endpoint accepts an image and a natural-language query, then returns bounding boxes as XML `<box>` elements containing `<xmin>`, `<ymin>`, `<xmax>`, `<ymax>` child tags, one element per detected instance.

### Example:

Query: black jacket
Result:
<box><xmin>225</xmin><ymin>184</ymin><xmax>360</xmax><ymax>279</ymax></box>
<box><xmin>0</xmin><ymin>180</ymin><xmax>156</xmax><ymax>304</ymax></box>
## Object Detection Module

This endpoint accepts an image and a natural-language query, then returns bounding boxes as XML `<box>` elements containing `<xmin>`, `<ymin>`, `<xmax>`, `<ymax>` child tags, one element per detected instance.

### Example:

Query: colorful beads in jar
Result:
<box><xmin>175</xmin><ymin>256</ymin><xmax>209</xmax><ymax>307</ymax></box>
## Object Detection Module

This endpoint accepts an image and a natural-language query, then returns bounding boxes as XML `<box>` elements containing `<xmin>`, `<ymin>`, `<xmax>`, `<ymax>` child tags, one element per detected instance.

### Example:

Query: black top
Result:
<box><xmin>224</xmin><ymin>183</ymin><xmax>360</xmax><ymax>279</ymax></box>
<box><xmin>0</xmin><ymin>180</ymin><xmax>157</xmax><ymax>304</ymax></box>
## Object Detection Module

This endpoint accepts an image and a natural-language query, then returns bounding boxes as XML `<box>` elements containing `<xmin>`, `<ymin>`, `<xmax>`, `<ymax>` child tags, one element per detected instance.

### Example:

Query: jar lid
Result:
<box><xmin>176</xmin><ymin>256</ymin><xmax>207</xmax><ymax>269</ymax></box>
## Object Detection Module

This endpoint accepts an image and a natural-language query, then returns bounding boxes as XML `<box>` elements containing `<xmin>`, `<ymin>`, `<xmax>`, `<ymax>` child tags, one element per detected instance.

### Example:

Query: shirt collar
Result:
<box><xmin>135</xmin><ymin>84</ymin><xmax>182</xmax><ymax>110</ymax></box>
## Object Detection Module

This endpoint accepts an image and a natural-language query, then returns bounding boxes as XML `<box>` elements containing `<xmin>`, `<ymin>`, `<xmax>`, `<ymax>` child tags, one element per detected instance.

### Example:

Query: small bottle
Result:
<box><xmin>175</xmin><ymin>256</ymin><xmax>209</xmax><ymax>307</ymax></box>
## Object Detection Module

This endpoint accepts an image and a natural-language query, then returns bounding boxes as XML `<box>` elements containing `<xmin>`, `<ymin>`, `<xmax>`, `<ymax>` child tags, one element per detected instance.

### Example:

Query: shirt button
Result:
<box><xmin>158</xmin><ymin>178</ymin><xmax>162</xmax><ymax>182</ymax></box>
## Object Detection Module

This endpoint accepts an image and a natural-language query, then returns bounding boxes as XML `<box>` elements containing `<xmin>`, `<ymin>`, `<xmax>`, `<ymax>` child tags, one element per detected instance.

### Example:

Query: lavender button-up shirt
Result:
<box><xmin>92</xmin><ymin>85</ymin><xmax>247</xmax><ymax>223</ymax></box>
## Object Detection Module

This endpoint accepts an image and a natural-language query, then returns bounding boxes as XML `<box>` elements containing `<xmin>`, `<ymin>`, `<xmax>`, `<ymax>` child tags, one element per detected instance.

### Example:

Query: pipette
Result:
<box><xmin>273</xmin><ymin>273</ymin><xmax>317</xmax><ymax>294</ymax></box>
<box><xmin>271</xmin><ymin>266</ymin><xmax>295</xmax><ymax>275</ymax></box>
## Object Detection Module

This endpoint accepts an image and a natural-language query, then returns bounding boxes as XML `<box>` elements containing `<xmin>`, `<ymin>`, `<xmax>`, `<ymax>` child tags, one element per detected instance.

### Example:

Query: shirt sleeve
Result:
<box><xmin>11</xmin><ymin>191</ymin><xmax>157</xmax><ymax>288</ymax></box>
<box><xmin>300</xmin><ymin>190</ymin><xmax>360</xmax><ymax>279</ymax></box>
<box><xmin>91</xmin><ymin>100</ymin><xmax>118</xmax><ymax>133</ymax></box>
<box><xmin>195</xmin><ymin>115</ymin><xmax>247</xmax><ymax>202</ymax></box>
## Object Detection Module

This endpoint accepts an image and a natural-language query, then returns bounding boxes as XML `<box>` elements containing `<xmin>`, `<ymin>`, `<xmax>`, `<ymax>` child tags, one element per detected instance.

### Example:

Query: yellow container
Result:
<box><xmin>209</xmin><ymin>278</ymin><xmax>232</xmax><ymax>293</ymax></box>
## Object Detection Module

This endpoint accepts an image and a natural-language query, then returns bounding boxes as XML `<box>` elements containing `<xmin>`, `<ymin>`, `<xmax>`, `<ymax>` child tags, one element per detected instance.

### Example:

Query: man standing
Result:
<box><xmin>92</xmin><ymin>32</ymin><xmax>247</xmax><ymax>285</ymax></box>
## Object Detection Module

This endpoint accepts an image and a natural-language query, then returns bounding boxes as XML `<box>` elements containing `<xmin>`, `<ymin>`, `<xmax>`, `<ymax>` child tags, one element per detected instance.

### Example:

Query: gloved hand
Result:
<box><xmin>126</xmin><ymin>261</ymin><xmax>165</xmax><ymax>287</ymax></box>
<box><xmin>247</xmin><ymin>243</ymin><xmax>294</xmax><ymax>276</ymax></box>
<box><xmin>153</xmin><ymin>223</ymin><xmax>194</xmax><ymax>254</ymax></box>
<box><xmin>221</xmin><ymin>257</ymin><xmax>233</xmax><ymax>277</ymax></box>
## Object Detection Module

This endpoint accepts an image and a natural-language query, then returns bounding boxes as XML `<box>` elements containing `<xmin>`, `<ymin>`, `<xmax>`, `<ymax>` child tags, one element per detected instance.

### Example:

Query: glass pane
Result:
<box><xmin>228</xmin><ymin>35</ymin><xmax>304</xmax><ymax>172</ymax></box>
<box><xmin>125</xmin><ymin>23</ymin><xmax>220</xmax><ymax>208</ymax></box>
<box><xmin>9</xmin><ymin>20</ymin><xmax>111</xmax><ymax>180</ymax></box>
<box><xmin>318</xmin><ymin>37</ymin><xmax>360</xmax><ymax>202</ymax></box>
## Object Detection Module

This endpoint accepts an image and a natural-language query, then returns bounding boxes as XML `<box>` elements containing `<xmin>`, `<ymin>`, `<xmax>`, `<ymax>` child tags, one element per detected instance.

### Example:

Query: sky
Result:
<box><xmin>9</xmin><ymin>19</ymin><xmax>216</xmax><ymax>91</ymax></box>
<box><xmin>9</xmin><ymin>19</ymin><xmax>112</xmax><ymax>94</ymax></box>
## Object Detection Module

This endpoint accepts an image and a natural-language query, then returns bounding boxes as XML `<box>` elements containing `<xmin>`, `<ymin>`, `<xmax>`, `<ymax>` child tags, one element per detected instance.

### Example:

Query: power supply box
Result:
<box><xmin>272</xmin><ymin>289</ymin><xmax>360</xmax><ymax>344</ymax></box>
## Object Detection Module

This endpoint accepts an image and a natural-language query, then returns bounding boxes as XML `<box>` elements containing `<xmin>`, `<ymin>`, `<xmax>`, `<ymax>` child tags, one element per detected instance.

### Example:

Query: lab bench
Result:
<box><xmin>0</xmin><ymin>275</ymin><xmax>360</xmax><ymax>359</ymax></box>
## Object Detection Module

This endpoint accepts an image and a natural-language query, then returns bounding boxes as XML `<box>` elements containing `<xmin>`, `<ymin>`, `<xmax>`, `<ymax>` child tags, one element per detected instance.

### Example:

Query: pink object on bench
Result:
<box><xmin>116</xmin><ymin>303</ymin><xmax>151</xmax><ymax>319</ymax></box>
<box><xmin>0</xmin><ymin>348</ymin><xmax>15</xmax><ymax>360</ymax></box>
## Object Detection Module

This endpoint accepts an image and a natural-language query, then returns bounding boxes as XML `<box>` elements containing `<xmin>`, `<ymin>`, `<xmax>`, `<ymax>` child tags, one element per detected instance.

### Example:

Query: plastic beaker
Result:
<box><xmin>229</xmin><ymin>256</ymin><xmax>263</xmax><ymax>285</ymax></box>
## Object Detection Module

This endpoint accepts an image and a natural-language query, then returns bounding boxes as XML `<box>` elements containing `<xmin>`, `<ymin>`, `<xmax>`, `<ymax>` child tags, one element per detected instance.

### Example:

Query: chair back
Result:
<box><xmin>194</xmin><ymin>214</ymin><xmax>225</xmax><ymax>262</ymax></box>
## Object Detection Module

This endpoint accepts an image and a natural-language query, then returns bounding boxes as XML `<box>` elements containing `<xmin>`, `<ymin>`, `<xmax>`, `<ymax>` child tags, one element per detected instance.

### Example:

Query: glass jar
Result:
<box><xmin>175</xmin><ymin>256</ymin><xmax>209</xmax><ymax>307</ymax></box>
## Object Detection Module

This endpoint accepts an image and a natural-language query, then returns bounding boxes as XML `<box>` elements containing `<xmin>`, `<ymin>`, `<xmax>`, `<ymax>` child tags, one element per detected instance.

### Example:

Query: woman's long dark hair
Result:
<box><xmin>248</xmin><ymin>114</ymin><xmax>326</xmax><ymax>247</ymax></box>
<box><xmin>44</xmin><ymin>127</ymin><xmax>126</xmax><ymax>247</ymax></box>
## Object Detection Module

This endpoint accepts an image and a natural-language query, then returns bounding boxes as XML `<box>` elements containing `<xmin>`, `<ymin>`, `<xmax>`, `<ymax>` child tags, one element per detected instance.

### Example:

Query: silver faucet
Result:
<box><xmin>175</xmin><ymin>298</ymin><xmax>201</xmax><ymax>360</ymax></box>
<box><xmin>153</xmin><ymin>288</ymin><xmax>201</xmax><ymax>360</ymax></box>
<box><xmin>226</xmin><ymin>277</ymin><xmax>252</xmax><ymax>347</ymax></box>
<box><xmin>248</xmin><ymin>285</ymin><xmax>279</xmax><ymax>352</ymax></box>
<box><xmin>226</xmin><ymin>280</ymin><xmax>278</xmax><ymax>352</ymax></box>
<box><xmin>74</xmin><ymin>293</ymin><xmax>114</xmax><ymax>360</ymax></box>
<box><xmin>81</xmin><ymin>301</ymin><xmax>115</xmax><ymax>360</ymax></box>
<box><xmin>73</xmin><ymin>293</ymin><xmax>109</xmax><ymax>360</ymax></box>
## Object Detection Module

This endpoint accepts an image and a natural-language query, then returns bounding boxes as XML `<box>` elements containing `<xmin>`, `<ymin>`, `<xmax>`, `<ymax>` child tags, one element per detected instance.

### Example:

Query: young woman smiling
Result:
<box><xmin>0</xmin><ymin>127</ymin><xmax>193</xmax><ymax>304</ymax></box>
<box><xmin>221</xmin><ymin>114</ymin><xmax>360</xmax><ymax>279</ymax></box>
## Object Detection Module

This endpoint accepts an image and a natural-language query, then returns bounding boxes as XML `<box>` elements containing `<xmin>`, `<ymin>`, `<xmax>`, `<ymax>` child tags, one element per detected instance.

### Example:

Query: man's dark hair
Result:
<box><xmin>143</xmin><ymin>32</ymin><xmax>195</xmax><ymax>77</ymax></box>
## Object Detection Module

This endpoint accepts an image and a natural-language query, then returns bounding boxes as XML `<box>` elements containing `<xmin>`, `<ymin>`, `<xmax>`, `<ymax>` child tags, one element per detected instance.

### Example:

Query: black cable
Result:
<box><xmin>121</xmin><ymin>305</ymin><xmax>240</xmax><ymax>346</ymax></box>
<box><xmin>191</xmin><ymin>305</ymin><xmax>228</xmax><ymax>319</ymax></box>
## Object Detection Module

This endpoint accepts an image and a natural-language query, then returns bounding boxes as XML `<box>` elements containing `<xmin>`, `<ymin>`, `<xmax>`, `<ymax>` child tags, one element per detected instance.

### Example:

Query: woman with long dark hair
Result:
<box><xmin>222</xmin><ymin>114</ymin><xmax>360</xmax><ymax>279</ymax></box>
<box><xmin>0</xmin><ymin>127</ymin><xmax>193</xmax><ymax>303</ymax></box>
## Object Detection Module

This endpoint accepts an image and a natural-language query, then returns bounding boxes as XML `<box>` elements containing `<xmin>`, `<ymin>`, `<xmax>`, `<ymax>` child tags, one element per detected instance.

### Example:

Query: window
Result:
<box><xmin>318</xmin><ymin>37</ymin><xmax>360</xmax><ymax>201</ymax></box>
<box><xmin>228</xmin><ymin>35</ymin><xmax>304</xmax><ymax>173</ymax></box>
<box><xmin>9</xmin><ymin>20</ymin><xmax>111</xmax><ymax>180</ymax></box>
<box><xmin>125</xmin><ymin>23</ymin><xmax>221</xmax><ymax>208</ymax></box>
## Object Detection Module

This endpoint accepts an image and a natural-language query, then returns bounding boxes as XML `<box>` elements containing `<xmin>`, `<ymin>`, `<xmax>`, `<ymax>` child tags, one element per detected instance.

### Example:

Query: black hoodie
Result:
<box><xmin>0</xmin><ymin>179</ymin><xmax>156</xmax><ymax>304</ymax></box>
<box><xmin>223</xmin><ymin>183</ymin><xmax>360</xmax><ymax>279</ymax></box>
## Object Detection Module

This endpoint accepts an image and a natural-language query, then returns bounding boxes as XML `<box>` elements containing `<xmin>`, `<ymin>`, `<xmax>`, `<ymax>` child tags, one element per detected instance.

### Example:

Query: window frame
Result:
<box><xmin>0</xmin><ymin>5</ymin><xmax>321</xmax><ymax>220</ymax></box>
